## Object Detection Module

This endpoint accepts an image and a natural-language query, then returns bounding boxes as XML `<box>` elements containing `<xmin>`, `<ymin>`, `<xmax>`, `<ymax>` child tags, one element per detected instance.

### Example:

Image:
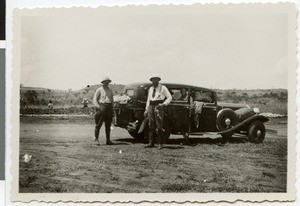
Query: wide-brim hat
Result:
<box><xmin>101</xmin><ymin>76</ymin><xmax>112</xmax><ymax>84</ymax></box>
<box><xmin>150</xmin><ymin>75</ymin><xmax>161</xmax><ymax>81</ymax></box>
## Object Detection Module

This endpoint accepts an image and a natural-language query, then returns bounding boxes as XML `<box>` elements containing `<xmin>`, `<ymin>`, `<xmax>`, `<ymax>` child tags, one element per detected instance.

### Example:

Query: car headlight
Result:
<box><xmin>253</xmin><ymin>108</ymin><xmax>260</xmax><ymax>114</ymax></box>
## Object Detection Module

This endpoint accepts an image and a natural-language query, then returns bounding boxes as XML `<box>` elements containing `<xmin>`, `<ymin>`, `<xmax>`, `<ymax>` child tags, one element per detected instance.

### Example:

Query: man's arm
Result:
<box><xmin>110</xmin><ymin>90</ymin><xmax>114</xmax><ymax>106</ymax></box>
<box><xmin>145</xmin><ymin>87</ymin><xmax>151</xmax><ymax>110</ymax></box>
<box><xmin>162</xmin><ymin>86</ymin><xmax>172</xmax><ymax>106</ymax></box>
<box><xmin>93</xmin><ymin>88</ymin><xmax>101</xmax><ymax>108</ymax></box>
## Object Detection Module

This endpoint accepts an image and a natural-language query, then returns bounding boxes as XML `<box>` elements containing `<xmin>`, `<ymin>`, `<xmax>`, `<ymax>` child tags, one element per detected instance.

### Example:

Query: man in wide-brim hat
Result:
<box><xmin>144</xmin><ymin>75</ymin><xmax>172</xmax><ymax>150</ymax></box>
<box><xmin>93</xmin><ymin>76</ymin><xmax>114</xmax><ymax>145</ymax></box>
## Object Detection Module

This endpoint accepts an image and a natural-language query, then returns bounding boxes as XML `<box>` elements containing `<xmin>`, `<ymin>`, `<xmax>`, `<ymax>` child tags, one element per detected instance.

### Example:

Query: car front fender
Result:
<box><xmin>218</xmin><ymin>114</ymin><xmax>269</xmax><ymax>135</ymax></box>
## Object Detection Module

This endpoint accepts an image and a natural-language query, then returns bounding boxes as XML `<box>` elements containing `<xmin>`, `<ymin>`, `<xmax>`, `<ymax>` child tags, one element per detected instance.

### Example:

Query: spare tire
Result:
<box><xmin>216</xmin><ymin>108</ymin><xmax>238</xmax><ymax>131</ymax></box>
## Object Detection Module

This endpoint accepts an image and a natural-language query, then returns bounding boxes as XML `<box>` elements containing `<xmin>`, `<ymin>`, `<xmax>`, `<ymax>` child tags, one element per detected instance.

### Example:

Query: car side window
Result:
<box><xmin>193</xmin><ymin>90</ymin><xmax>214</xmax><ymax>103</ymax></box>
<box><xmin>125</xmin><ymin>89</ymin><xmax>134</xmax><ymax>97</ymax></box>
<box><xmin>169</xmin><ymin>88</ymin><xmax>189</xmax><ymax>102</ymax></box>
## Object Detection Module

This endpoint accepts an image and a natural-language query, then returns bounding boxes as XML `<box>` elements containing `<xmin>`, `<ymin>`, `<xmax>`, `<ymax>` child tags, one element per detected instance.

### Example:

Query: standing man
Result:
<box><xmin>144</xmin><ymin>75</ymin><xmax>172</xmax><ymax>150</ymax></box>
<box><xmin>93</xmin><ymin>76</ymin><xmax>114</xmax><ymax>146</ymax></box>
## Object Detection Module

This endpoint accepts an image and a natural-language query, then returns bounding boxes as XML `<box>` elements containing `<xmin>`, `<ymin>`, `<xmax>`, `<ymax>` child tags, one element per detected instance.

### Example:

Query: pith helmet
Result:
<box><xmin>101</xmin><ymin>76</ymin><xmax>112</xmax><ymax>84</ymax></box>
<box><xmin>150</xmin><ymin>75</ymin><xmax>161</xmax><ymax>82</ymax></box>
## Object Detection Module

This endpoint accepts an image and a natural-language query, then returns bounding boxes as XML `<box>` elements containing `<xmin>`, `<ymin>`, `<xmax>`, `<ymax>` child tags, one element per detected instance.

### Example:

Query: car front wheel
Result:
<box><xmin>248</xmin><ymin>121</ymin><xmax>266</xmax><ymax>143</ymax></box>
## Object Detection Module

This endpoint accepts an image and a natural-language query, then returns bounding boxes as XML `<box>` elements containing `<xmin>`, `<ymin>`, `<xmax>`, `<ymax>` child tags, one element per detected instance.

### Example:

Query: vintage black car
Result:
<box><xmin>113</xmin><ymin>83</ymin><xmax>269</xmax><ymax>143</ymax></box>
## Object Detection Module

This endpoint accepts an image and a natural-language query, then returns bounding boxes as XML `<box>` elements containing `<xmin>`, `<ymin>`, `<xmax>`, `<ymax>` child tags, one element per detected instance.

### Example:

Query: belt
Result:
<box><xmin>150</xmin><ymin>100</ymin><xmax>164</xmax><ymax>106</ymax></box>
<box><xmin>100</xmin><ymin>103</ymin><xmax>112</xmax><ymax>106</ymax></box>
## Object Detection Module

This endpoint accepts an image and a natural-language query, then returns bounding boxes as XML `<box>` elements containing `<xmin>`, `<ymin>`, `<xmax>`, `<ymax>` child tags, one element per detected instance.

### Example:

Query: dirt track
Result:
<box><xmin>19</xmin><ymin>117</ymin><xmax>287</xmax><ymax>193</ymax></box>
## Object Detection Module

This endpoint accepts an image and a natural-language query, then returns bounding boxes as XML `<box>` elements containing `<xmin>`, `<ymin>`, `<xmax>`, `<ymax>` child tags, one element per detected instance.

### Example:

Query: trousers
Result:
<box><xmin>147</xmin><ymin>104</ymin><xmax>165</xmax><ymax>145</ymax></box>
<box><xmin>94</xmin><ymin>103</ymin><xmax>113</xmax><ymax>140</ymax></box>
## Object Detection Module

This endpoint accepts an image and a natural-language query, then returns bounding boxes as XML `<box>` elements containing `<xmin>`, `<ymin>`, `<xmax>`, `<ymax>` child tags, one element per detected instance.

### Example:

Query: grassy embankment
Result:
<box><xmin>20</xmin><ymin>85</ymin><xmax>287</xmax><ymax>115</ymax></box>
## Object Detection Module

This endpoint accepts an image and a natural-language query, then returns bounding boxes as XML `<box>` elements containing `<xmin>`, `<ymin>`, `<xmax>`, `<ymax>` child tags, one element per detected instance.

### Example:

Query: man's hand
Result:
<box><xmin>144</xmin><ymin>110</ymin><xmax>148</xmax><ymax>118</ymax></box>
<box><xmin>158</xmin><ymin>103</ymin><xmax>165</xmax><ymax>107</ymax></box>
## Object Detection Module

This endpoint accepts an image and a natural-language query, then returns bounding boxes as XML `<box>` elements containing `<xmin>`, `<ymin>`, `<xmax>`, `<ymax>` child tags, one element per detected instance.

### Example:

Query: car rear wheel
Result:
<box><xmin>128</xmin><ymin>130</ymin><xmax>145</xmax><ymax>142</ymax></box>
<box><xmin>248</xmin><ymin>121</ymin><xmax>266</xmax><ymax>143</ymax></box>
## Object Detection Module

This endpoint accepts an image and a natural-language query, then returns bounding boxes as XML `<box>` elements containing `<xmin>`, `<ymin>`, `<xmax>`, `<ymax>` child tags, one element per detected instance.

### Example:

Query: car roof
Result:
<box><xmin>125</xmin><ymin>82</ymin><xmax>215</xmax><ymax>92</ymax></box>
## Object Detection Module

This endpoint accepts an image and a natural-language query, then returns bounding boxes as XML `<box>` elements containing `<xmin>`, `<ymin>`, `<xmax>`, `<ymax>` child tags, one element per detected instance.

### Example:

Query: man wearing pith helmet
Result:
<box><xmin>144</xmin><ymin>75</ymin><xmax>172</xmax><ymax>150</ymax></box>
<box><xmin>93</xmin><ymin>76</ymin><xmax>114</xmax><ymax>146</ymax></box>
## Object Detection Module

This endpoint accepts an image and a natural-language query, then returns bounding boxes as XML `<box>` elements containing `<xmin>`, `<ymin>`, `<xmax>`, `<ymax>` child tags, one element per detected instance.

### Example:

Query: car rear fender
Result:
<box><xmin>218</xmin><ymin>115</ymin><xmax>269</xmax><ymax>135</ymax></box>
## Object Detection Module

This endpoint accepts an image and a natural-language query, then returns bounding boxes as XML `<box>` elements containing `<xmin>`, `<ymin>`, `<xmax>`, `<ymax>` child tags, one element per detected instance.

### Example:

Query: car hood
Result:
<box><xmin>217</xmin><ymin>102</ymin><xmax>249</xmax><ymax>111</ymax></box>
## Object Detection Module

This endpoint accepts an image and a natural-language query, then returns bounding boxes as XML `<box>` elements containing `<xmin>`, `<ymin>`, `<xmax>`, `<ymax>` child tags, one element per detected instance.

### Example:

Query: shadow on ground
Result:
<box><xmin>114</xmin><ymin>136</ymin><xmax>249</xmax><ymax>147</ymax></box>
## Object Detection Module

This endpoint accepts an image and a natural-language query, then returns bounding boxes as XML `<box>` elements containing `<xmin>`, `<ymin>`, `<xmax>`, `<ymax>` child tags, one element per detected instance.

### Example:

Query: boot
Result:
<box><xmin>183</xmin><ymin>132</ymin><xmax>190</xmax><ymax>145</ymax></box>
<box><xmin>145</xmin><ymin>130</ymin><xmax>155</xmax><ymax>148</ymax></box>
<box><xmin>157</xmin><ymin>144</ymin><xmax>163</xmax><ymax>150</ymax></box>
<box><xmin>106</xmin><ymin>140</ymin><xmax>113</xmax><ymax>145</ymax></box>
<box><xmin>157</xmin><ymin>129</ymin><xmax>164</xmax><ymax>149</ymax></box>
<box><xmin>94</xmin><ymin>137</ymin><xmax>100</xmax><ymax>146</ymax></box>
<box><xmin>106</xmin><ymin>127</ymin><xmax>113</xmax><ymax>145</ymax></box>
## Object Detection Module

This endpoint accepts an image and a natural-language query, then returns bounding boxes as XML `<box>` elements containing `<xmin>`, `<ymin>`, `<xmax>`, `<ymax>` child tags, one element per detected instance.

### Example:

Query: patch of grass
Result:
<box><xmin>19</xmin><ymin>117</ymin><xmax>288</xmax><ymax>193</ymax></box>
<box><xmin>135</xmin><ymin>172</ymin><xmax>149</xmax><ymax>179</ymax></box>
<box><xmin>161</xmin><ymin>182</ymin><xmax>195</xmax><ymax>192</ymax></box>
<box><xmin>19</xmin><ymin>174</ymin><xmax>37</xmax><ymax>188</ymax></box>
<box><xmin>124</xmin><ymin>179</ymin><xmax>143</xmax><ymax>188</ymax></box>
<box><xmin>262</xmin><ymin>171</ymin><xmax>276</xmax><ymax>179</ymax></box>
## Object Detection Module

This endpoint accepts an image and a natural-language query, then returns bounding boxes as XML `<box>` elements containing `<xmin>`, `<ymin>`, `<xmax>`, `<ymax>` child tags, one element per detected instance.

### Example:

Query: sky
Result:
<box><xmin>20</xmin><ymin>5</ymin><xmax>288</xmax><ymax>90</ymax></box>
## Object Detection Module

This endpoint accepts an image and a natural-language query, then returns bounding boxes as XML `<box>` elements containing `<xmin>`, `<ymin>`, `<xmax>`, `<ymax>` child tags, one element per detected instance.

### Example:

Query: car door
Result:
<box><xmin>166</xmin><ymin>87</ymin><xmax>191</xmax><ymax>134</ymax></box>
<box><xmin>114</xmin><ymin>88</ymin><xmax>135</xmax><ymax>128</ymax></box>
<box><xmin>192</xmin><ymin>89</ymin><xmax>218</xmax><ymax>132</ymax></box>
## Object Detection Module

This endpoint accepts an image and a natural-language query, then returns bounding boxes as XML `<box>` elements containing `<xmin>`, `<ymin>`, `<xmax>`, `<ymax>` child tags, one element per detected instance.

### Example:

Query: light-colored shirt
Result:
<box><xmin>146</xmin><ymin>84</ymin><xmax>172</xmax><ymax>110</ymax></box>
<box><xmin>93</xmin><ymin>87</ymin><xmax>114</xmax><ymax>107</ymax></box>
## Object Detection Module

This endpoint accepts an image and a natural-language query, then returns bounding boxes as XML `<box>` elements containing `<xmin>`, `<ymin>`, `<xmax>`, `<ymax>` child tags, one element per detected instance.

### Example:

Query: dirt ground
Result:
<box><xmin>19</xmin><ymin>116</ymin><xmax>287</xmax><ymax>193</ymax></box>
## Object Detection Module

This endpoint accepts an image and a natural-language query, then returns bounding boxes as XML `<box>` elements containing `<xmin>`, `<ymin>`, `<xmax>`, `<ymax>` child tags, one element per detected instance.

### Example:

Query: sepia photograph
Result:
<box><xmin>11</xmin><ymin>3</ymin><xmax>296</xmax><ymax>203</ymax></box>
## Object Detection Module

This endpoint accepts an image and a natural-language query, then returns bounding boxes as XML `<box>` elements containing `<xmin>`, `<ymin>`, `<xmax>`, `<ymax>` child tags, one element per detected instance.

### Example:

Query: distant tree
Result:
<box><xmin>20</xmin><ymin>97</ymin><xmax>27</xmax><ymax>109</ymax></box>
<box><xmin>279</xmin><ymin>91</ymin><xmax>287</xmax><ymax>101</ymax></box>
<box><xmin>40</xmin><ymin>98</ymin><xmax>46</xmax><ymax>105</ymax></box>
<box><xmin>25</xmin><ymin>90</ymin><xmax>38</xmax><ymax>104</ymax></box>
<box><xmin>252</xmin><ymin>94</ymin><xmax>258</xmax><ymax>99</ymax></box>
<box><xmin>242</xmin><ymin>93</ymin><xmax>248</xmax><ymax>97</ymax></box>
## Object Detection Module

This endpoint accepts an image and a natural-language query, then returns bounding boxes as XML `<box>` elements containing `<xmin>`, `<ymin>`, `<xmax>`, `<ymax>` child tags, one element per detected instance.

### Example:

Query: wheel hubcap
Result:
<box><xmin>225</xmin><ymin>118</ymin><xmax>231</xmax><ymax>126</ymax></box>
<box><xmin>257</xmin><ymin>130</ymin><xmax>261</xmax><ymax>137</ymax></box>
